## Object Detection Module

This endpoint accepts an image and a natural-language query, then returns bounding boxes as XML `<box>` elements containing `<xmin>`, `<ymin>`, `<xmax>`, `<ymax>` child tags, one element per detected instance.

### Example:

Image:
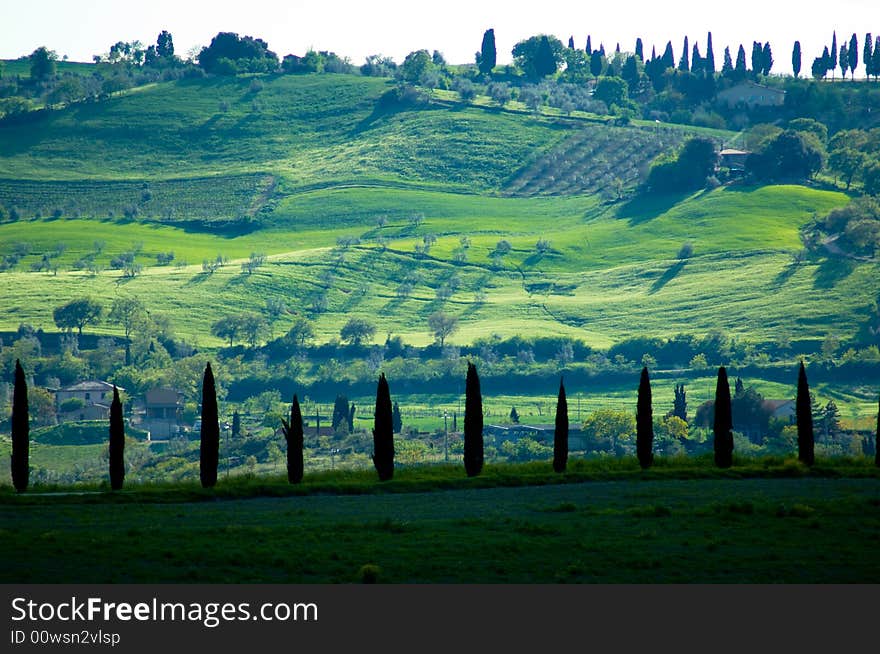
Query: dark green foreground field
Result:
<box><xmin>3</xmin><ymin>460</ymin><xmax>879</xmax><ymax>583</ymax></box>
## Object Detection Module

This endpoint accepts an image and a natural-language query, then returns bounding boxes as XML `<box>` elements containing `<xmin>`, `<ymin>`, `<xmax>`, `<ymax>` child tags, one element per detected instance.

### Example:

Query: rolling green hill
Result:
<box><xmin>0</xmin><ymin>72</ymin><xmax>874</xmax><ymax>354</ymax></box>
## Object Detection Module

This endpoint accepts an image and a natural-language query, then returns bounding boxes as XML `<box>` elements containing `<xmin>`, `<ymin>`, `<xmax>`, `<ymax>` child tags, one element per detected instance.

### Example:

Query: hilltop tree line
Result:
<box><xmin>8</xmin><ymin>354</ymin><xmax>878</xmax><ymax>491</ymax></box>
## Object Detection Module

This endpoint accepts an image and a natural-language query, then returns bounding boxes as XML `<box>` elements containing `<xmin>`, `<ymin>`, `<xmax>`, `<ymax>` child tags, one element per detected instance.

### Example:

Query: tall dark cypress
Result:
<box><xmin>108</xmin><ymin>385</ymin><xmax>125</xmax><ymax>490</ymax></box>
<box><xmin>372</xmin><ymin>373</ymin><xmax>394</xmax><ymax>481</ymax></box>
<box><xmin>635</xmin><ymin>38</ymin><xmax>644</xmax><ymax>61</ymax></box>
<box><xmin>636</xmin><ymin>366</ymin><xmax>654</xmax><ymax>469</ymax></box>
<box><xmin>11</xmin><ymin>359</ymin><xmax>29</xmax><ymax>492</ymax></box>
<box><xmin>713</xmin><ymin>367</ymin><xmax>733</xmax><ymax>468</ymax></box>
<box><xmin>553</xmin><ymin>378</ymin><xmax>568</xmax><ymax>473</ymax></box>
<box><xmin>873</xmin><ymin>393</ymin><xmax>878</xmax><ymax>468</ymax></box>
<box><xmin>199</xmin><ymin>362</ymin><xmax>219</xmax><ymax>488</ymax></box>
<box><xmin>463</xmin><ymin>362</ymin><xmax>484</xmax><ymax>477</ymax></box>
<box><xmin>705</xmin><ymin>32</ymin><xmax>716</xmax><ymax>73</ymax></box>
<box><xmin>281</xmin><ymin>394</ymin><xmax>304</xmax><ymax>484</ymax></box>
<box><xmin>792</xmin><ymin>41</ymin><xmax>802</xmax><ymax>78</ymax></box>
<box><xmin>796</xmin><ymin>361</ymin><xmax>815</xmax><ymax>466</ymax></box>
<box><xmin>679</xmin><ymin>36</ymin><xmax>690</xmax><ymax>71</ymax></box>
<box><xmin>478</xmin><ymin>28</ymin><xmax>496</xmax><ymax>75</ymax></box>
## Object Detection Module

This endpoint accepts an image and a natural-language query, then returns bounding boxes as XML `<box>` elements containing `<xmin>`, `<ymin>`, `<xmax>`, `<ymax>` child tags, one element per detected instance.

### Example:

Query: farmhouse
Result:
<box><xmin>55</xmin><ymin>380</ymin><xmax>118</xmax><ymax>422</ymax></box>
<box><xmin>139</xmin><ymin>388</ymin><xmax>185</xmax><ymax>439</ymax></box>
<box><xmin>717</xmin><ymin>81</ymin><xmax>785</xmax><ymax>108</ymax></box>
<box><xmin>718</xmin><ymin>148</ymin><xmax>751</xmax><ymax>172</ymax></box>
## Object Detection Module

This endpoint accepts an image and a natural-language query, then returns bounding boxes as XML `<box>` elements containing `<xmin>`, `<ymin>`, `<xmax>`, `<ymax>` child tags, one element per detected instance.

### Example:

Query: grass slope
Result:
<box><xmin>1</xmin><ymin>467</ymin><xmax>878</xmax><ymax>583</ymax></box>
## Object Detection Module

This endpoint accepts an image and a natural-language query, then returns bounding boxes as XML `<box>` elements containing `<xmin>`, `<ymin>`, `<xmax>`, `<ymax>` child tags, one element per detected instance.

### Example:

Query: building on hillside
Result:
<box><xmin>718</xmin><ymin>148</ymin><xmax>751</xmax><ymax>172</ymax></box>
<box><xmin>762</xmin><ymin>399</ymin><xmax>796</xmax><ymax>422</ymax></box>
<box><xmin>55</xmin><ymin>380</ymin><xmax>118</xmax><ymax>422</ymax></box>
<box><xmin>140</xmin><ymin>388</ymin><xmax>185</xmax><ymax>439</ymax></box>
<box><xmin>717</xmin><ymin>81</ymin><xmax>785</xmax><ymax>108</ymax></box>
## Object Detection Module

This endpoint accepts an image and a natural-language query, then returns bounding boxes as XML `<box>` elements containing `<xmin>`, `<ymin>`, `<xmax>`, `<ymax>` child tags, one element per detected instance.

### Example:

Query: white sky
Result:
<box><xmin>2</xmin><ymin>0</ymin><xmax>877</xmax><ymax>76</ymax></box>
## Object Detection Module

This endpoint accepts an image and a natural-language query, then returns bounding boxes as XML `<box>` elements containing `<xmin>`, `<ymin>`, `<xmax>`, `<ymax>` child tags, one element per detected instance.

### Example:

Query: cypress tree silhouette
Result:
<box><xmin>553</xmin><ymin>378</ymin><xmax>568</xmax><ymax>473</ymax></box>
<box><xmin>11</xmin><ymin>359</ymin><xmax>29</xmax><ymax>492</ymax></box>
<box><xmin>636</xmin><ymin>366</ymin><xmax>654</xmax><ymax>469</ymax></box>
<box><xmin>673</xmin><ymin>384</ymin><xmax>688</xmax><ymax>421</ymax></box>
<box><xmin>463</xmin><ymin>362</ymin><xmax>484</xmax><ymax>477</ymax></box>
<box><xmin>199</xmin><ymin>362</ymin><xmax>220</xmax><ymax>488</ymax></box>
<box><xmin>108</xmin><ymin>385</ymin><xmax>125</xmax><ymax>490</ymax></box>
<box><xmin>231</xmin><ymin>410</ymin><xmax>241</xmax><ymax>438</ymax></box>
<box><xmin>281</xmin><ymin>394</ymin><xmax>304</xmax><ymax>484</ymax></box>
<box><xmin>391</xmin><ymin>401</ymin><xmax>402</xmax><ymax>434</ymax></box>
<box><xmin>713</xmin><ymin>366</ymin><xmax>733</xmax><ymax>468</ymax></box>
<box><xmin>874</xmin><ymin>393</ymin><xmax>878</xmax><ymax>468</ymax></box>
<box><xmin>478</xmin><ymin>28</ymin><xmax>497</xmax><ymax>75</ymax></box>
<box><xmin>796</xmin><ymin>361</ymin><xmax>815</xmax><ymax>466</ymax></box>
<box><xmin>372</xmin><ymin>373</ymin><xmax>395</xmax><ymax>481</ymax></box>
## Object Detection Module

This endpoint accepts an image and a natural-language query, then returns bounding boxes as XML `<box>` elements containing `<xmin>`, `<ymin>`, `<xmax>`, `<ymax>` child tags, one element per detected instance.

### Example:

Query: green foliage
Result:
<box><xmin>29</xmin><ymin>47</ymin><xmax>57</xmax><ymax>81</ymax></box>
<box><xmin>477</xmin><ymin>29</ymin><xmax>496</xmax><ymax>75</ymax></box>
<box><xmin>747</xmin><ymin>130</ymin><xmax>825</xmax><ymax>182</ymax></box>
<box><xmin>646</xmin><ymin>136</ymin><xmax>717</xmax><ymax>193</ymax></box>
<box><xmin>512</xmin><ymin>35</ymin><xmax>564</xmax><ymax>79</ymax></box>
<box><xmin>52</xmin><ymin>297</ymin><xmax>103</xmax><ymax>336</ymax></box>
<box><xmin>198</xmin><ymin>32</ymin><xmax>278</xmax><ymax>75</ymax></box>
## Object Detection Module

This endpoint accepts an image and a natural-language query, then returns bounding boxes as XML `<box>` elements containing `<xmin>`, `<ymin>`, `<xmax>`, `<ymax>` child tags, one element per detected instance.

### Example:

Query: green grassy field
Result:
<box><xmin>1</xmin><ymin>463</ymin><xmax>879</xmax><ymax>583</ymax></box>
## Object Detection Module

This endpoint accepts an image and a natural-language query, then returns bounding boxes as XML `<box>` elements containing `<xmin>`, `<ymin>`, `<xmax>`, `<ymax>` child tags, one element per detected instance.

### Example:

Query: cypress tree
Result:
<box><xmin>864</xmin><ymin>34</ymin><xmax>873</xmax><ymax>80</ymax></box>
<box><xmin>679</xmin><ymin>36</ymin><xmax>690</xmax><ymax>71</ymax></box>
<box><xmin>673</xmin><ymin>384</ymin><xmax>688</xmax><ymax>422</ymax></box>
<box><xmin>231</xmin><ymin>409</ymin><xmax>240</xmax><ymax>438</ymax></box>
<box><xmin>735</xmin><ymin>44</ymin><xmax>747</xmax><ymax>80</ymax></box>
<box><xmin>463</xmin><ymin>361</ymin><xmax>484</xmax><ymax>477</ymax></box>
<box><xmin>281</xmin><ymin>394</ymin><xmax>304</xmax><ymax>484</ymax></box>
<box><xmin>796</xmin><ymin>361</ymin><xmax>815</xmax><ymax>466</ymax></box>
<box><xmin>199</xmin><ymin>362</ymin><xmax>219</xmax><ymax>488</ymax></box>
<box><xmin>662</xmin><ymin>41</ymin><xmax>675</xmax><ymax>69</ymax></box>
<box><xmin>585</xmin><ymin>35</ymin><xmax>592</xmax><ymax>56</ymax></box>
<box><xmin>792</xmin><ymin>41</ymin><xmax>802</xmax><ymax>78</ymax></box>
<box><xmin>11</xmin><ymin>359</ymin><xmax>29</xmax><ymax>492</ymax></box>
<box><xmin>372</xmin><ymin>373</ymin><xmax>394</xmax><ymax>481</ymax></box>
<box><xmin>109</xmin><ymin>385</ymin><xmax>125</xmax><ymax>490</ymax></box>
<box><xmin>568</xmin><ymin>36</ymin><xmax>575</xmax><ymax>50</ymax></box>
<box><xmin>692</xmin><ymin>42</ymin><xmax>703</xmax><ymax>75</ymax></box>
<box><xmin>830</xmin><ymin>31</ymin><xmax>838</xmax><ymax>79</ymax></box>
<box><xmin>713</xmin><ymin>367</ymin><xmax>733</xmax><ymax>468</ymax></box>
<box><xmin>553</xmin><ymin>378</ymin><xmax>568</xmax><ymax>473</ymax></box>
<box><xmin>348</xmin><ymin>402</ymin><xmax>356</xmax><ymax>432</ymax></box>
<box><xmin>875</xmin><ymin>393</ymin><xmax>879</xmax><ymax>468</ymax></box>
<box><xmin>636</xmin><ymin>366</ymin><xmax>654</xmax><ymax>469</ymax></box>
<box><xmin>849</xmin><ymin>33</ymin><xmax>858</xmax><ymax>78</ymax></box>
<box><xmin>705</xmin><ymin>32</ymin><xmax>715</xmax><ymax>73</ymax></box>
<box><xmin>478</xmin><ymin>28</ymin><xmax>496</xmax><ymax>75</ymax></box>
<box><xmin>635</xmin><ymin>38</ymin><xmax>644</xmax><ymax>61</ymax></box>
<box><xmin>762</xmin><ymin>42</ymin><xmax>773</xmax><ymax>75</ymax></box>
<box><xmin>722</xmin><ymin>46</ymin><xmax>734</xmax><ymax>77</ymax></box>
<box><xmin>391</xmin><ymin>401</ymin><xmax>402</xmax><ymax>434</ymax></box>
<box><xmin>590</xmin><ymin>51</ymin><xmax>604</xmax><ymax>77</ymax></box>
<box><xmin>874</xmin><ymin>36</ymin><xmax>880</xmax><ymax>81</ymax></box>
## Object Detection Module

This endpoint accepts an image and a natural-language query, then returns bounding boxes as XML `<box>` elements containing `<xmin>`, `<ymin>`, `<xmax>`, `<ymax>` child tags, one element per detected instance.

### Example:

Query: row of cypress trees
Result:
<box><xmin>6</xmin><ymin>358</ymin><xmax>878</xmax><ymax>491</ymax></box>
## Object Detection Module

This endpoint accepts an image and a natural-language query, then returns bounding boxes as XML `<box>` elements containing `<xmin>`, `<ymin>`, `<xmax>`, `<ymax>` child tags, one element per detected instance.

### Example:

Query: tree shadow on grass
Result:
<box><xmin>813</xmin><ymin>257</ymin><xmax>856</xmax><ymax>289</ymax></box>
<box><xmin>185</xmin><ymin>272</ymin><xmax>213</xmax><ymax>286</ymax></box>
<box><xmin>772</xmin><ymin>260</ymin><xmax>801</xmax><ymax>288</ymax></box>
<box><xmin>649</xmin><ymin>260</ymin><xmax>686</xmax><ymax>294</ymax></box>
<box><xmin>616</xmin><ymin>192</ymin><xmax>692</xmax><ymax>226</ymax></box>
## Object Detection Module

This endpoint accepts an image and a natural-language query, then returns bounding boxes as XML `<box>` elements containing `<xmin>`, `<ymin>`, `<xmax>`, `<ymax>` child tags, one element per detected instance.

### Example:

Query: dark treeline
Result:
<box><xmin>10</xmin><ymin>354</ymin><xmax>874</xmax><ymax>492</ymax></box>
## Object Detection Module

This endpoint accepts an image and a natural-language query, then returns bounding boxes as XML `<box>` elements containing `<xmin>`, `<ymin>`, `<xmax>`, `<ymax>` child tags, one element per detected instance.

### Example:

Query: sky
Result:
<box><xmin>2</xmin><ymin>0</ymin><xmax>877</xmax><ymax>77</ymax></box>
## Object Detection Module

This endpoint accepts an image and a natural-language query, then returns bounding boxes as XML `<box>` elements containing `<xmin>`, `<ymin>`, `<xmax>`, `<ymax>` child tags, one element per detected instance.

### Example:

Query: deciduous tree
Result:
<box><xmin>340</xmin><ymin>318</ymin><xmax>376</xmax><ymax>346</ymax></box>
<box><xmin>428</xmin><ymin>311</ymin><xmax>458</xmax><ymax>347</ymax></box>
<box><xmin>53</xmin><ymin>298</ymin><xmax>103</xmax><ymax>336</ymax></box>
